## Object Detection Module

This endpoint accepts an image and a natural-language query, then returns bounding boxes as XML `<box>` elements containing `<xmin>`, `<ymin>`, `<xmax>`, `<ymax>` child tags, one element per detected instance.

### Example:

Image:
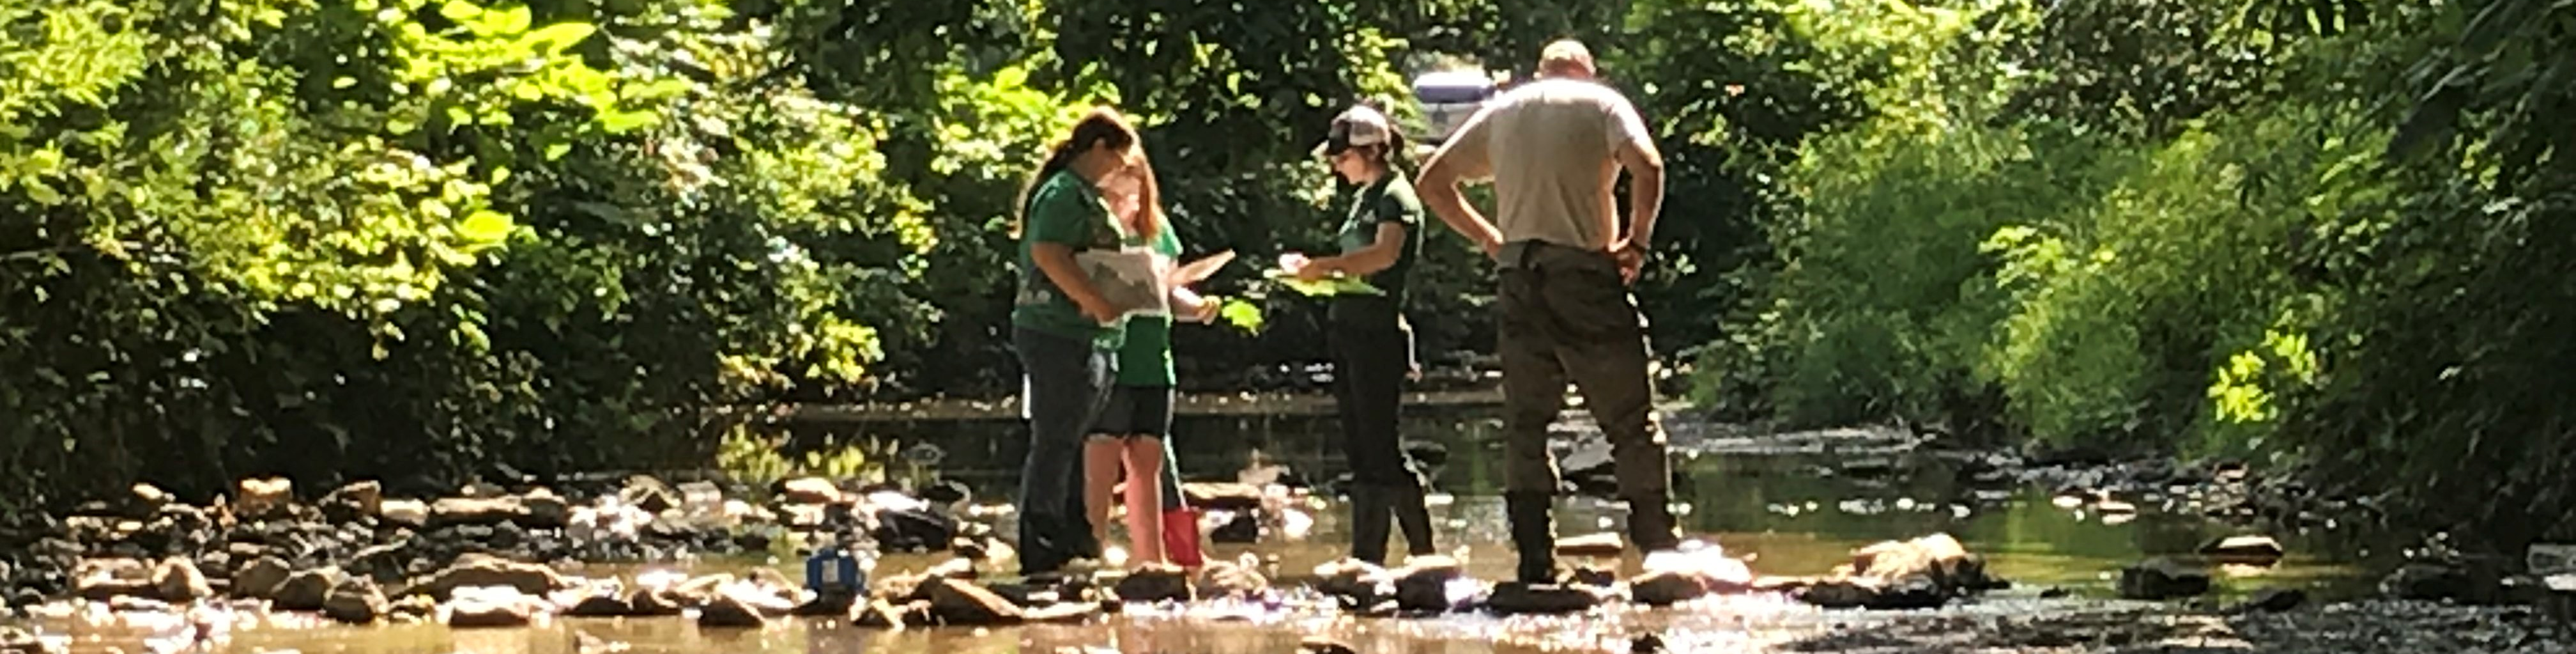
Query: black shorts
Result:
<box><xmin>1092</xmin><ymin>385</ymin><xmax>1174</xmax><ymax>437</ymax></box>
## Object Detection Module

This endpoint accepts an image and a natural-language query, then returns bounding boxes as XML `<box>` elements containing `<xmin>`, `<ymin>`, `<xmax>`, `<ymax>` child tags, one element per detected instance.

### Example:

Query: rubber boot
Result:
<box><xmin>1505</xmin><ymin>491</ymin><xmax>1556</xmax><ymax>584</ymax></box>
<box><xmin>1348</xmin><ymin>484</ymin><xmax>1393</xmax><ymax>565</ymax></box>
<box><xmin>1626</xmin><ymin>494</ymin><xmax>1683</xmax><ymax>554</ymax></box>
<box><xmin>1390</xmin><ymin>481</ymin><xmax>1437</xmax><ymax>558</ymax></box>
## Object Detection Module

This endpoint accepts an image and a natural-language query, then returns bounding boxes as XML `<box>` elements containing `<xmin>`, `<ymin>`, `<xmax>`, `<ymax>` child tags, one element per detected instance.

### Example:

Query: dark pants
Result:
<box><xmin>1014</xmin><ymin>327</ymin><xmax>1110</xmax><ymax>575</ymax></box>
<box><xmin>1331</xmin><ymin>302</ymin><xmax>1435</xmax><ymax>563</ymax></box>
<box><xmin>1495</xmin><ymin>241</ymin><xmax>1677</xmax><ymax>557</ymax></box>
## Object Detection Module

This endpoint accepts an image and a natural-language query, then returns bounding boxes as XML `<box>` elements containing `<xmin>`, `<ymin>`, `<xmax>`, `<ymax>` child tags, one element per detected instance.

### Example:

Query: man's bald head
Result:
<box><xmin>1537</xmin><ymin>40</ymin><xmax>1597</xmax><ymax>80</ymax></box>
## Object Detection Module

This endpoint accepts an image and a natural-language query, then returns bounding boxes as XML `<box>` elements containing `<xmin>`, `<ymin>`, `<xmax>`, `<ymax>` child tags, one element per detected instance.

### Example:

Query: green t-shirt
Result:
<box><xmin>1334</xmin><ymin>176</ymin><xmax>1424</xmax><ymax>313</ymax></box>
<box><xmin>1113</xmin><ymin>220</ymin><xmax>1183</xmax><ymax>387</ymax></box>
<box><xmin>1012</xmin><ymin>170</ymin><xmax>1128</xmax><ymax>349</ymax></box>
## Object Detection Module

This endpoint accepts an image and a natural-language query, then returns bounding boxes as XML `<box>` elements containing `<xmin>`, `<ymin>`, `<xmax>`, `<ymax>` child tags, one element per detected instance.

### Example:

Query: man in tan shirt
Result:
<box><xmin>1417</xmin><ymin>40</ymin><xmax>1678</xmax><ymax>586</ymax></box>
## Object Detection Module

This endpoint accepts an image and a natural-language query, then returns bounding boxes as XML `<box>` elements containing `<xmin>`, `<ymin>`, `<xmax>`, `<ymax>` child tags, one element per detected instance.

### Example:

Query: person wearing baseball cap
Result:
<box><xmin>1283</xmin><ymin>102</ymin><xmax>1439</xmax><ymax>565</ymax></box>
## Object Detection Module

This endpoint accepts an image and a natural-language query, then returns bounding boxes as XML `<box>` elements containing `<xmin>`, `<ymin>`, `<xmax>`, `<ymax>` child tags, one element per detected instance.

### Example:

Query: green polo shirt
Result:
<box><xmin>1328</xmin><ymin>175</ymin><xmax>1423</xmax><ymax>324</ymax></box>
<box><xmin>1013</xmin><ymin>170</ymin><xmax>1128</xmax><ymax>349</ymax></box>
<box><xmin>1112</xmin><ymin>221</ymin><xmax>1183</xmax><ymax>387</ymax></box>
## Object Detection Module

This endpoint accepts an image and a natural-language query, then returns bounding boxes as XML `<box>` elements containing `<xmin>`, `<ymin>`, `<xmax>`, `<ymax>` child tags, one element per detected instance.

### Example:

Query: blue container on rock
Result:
<box><xmin>805</xmin><ymin>547</ymin><xmax>864</xmax><ymax>595</ymax></box>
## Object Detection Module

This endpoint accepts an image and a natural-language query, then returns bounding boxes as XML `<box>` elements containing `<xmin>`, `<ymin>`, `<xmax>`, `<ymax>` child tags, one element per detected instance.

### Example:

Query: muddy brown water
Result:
<box><xmin>9</xmin><ymin>404</ymin><xmax>2395</xmax><ymax>653</ymax></box>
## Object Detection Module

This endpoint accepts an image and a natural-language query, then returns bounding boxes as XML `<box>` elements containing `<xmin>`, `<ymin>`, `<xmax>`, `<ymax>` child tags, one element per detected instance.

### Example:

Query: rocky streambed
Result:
<box><xmin>3</xmin><ymin>417</ymin><xmax>2573</xmax><ymax>653</ymax></box>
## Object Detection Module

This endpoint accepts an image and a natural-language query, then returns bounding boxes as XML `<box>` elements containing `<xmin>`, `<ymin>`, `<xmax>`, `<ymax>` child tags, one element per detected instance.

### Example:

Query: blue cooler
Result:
<box><xmin>804</xmin><ymin>546</ymin><xmax>865</xmax><ymax>595</ymax></box>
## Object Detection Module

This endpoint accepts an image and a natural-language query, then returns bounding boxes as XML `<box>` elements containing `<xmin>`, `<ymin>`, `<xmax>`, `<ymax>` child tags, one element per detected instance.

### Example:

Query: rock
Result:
<box><xmin>1556</xmin><ymin>533</ymin><xmax>1625</xmax><ymax>557</ymax></box>
<box><xmin>429</xmin><ymin>497</ymin><xmax>528</xmax><ymax>529</ymax></box>
<box><xmin>563</xmin><ymin>588</ymin><xmax>634</xmax><ymax>618</ymax></box>
<box><xmin>850</xmin><ymin>598</ymin><xmax>910</xmax><ymax>628</ymax></box>
<box><xmin>517</xmin><ymin>488</ymin><xmax>569</xmax><ymax>529</ymax></box>
<box><xmin>2119</xmin><ymin>557</ymin><xmax>2211</xmax><ymax>600</ymax></box>
<box><xmin>1208</xmin><ymin>511</ymin><xmax>1260</xmax><ymax>543</ymax></box>
<box><xmin>377</xmin><ymin>499</ymin><xmax>429</xmax><ymax>528</ymax></box>
<box><xmin>231</xmin><ymin>556</ymin><xmax>293</xmax><ymax>600</ymax></box>
<box><xmin>1630</xmin><ymin>570</ymin><xmax>1710</xmax><ymax>606</ymax></box>
<box><xmin>407</xmin><ymin>554</ymin><xmax>567</xmax><ymax>600</ymax></box>
<box><xmin>1484</xmin><ymin>582</ymin><xmax>1602</xmax><ymax>615</ymax></box>
<box><xmin>793</xmin><ymin>591</ymin><xmax>857</xmax><ymax>617</ymax></box>
<box><xmin>1392</xmin><ymin>556</ymin><xmax>1463</xmax><ymax>612</ymax></box>
<box><xmin>320</xmin><ymin>481</ymin><xmax>383</xmax><ymax>523</ymax></box>
<box><xmin>151</xmin><ymin>557</ymin><xmax>211</xmax><ymax>603</ymax></box>
<box><xmin>236</xmin><ymin>478</ymin><xmax>293</xmax><ymax>519</ymax></box>
<box><xmin>387</xmin><ymin>594</ymin><xmax>439</xmax><ymax>622</ymax></box>
<box><xmin>620</xmin><ymin>476</ymin><xmax>681</xmax><ymax>514</ymax></box>
<box><xmin>2381</xmin><ymin>562</ymin><xmax>2472</xmax><ymax>601</ymax></box>
<box><xmin>776</xmin><ymin>478</ymin><xmax>843</xmax><ymax>505</ymax></box>
<box><xmin>1630</xmin><ymin>634</ymin><xmax>1666</xmax><ymax>654</ymax></box>
<box><xmin>1795</xmin><ymin>575</ymin><xmax>1941</xmax><ymax>610</ymax></box>
<box><xmin>443</xmin><ymin>586</ymin><xmax>545</xmax><ymax>628</ymax></box>
<box><xmin>1025</xmin><ymin>600</ymin><xmax>1100</xmax><ymax>623</ymax></box>
<box><xmin>2234</xmin><ymin>588</ymin><xmax>2305</xmax><ymax>614</ymax></box>
<box><xmin>1181</xmin><ymin>483</ymin><xmax>1264</xmax><ymax>511</ymax></box>
<box><xmin>696</xmin><ymin>593</ymin><xmax>767</xmax><ymax>628</ymax></box>
<box><xmin>2530</xmin><ymin>543</ymin><xmax>2576</xmax><ymax>576</ymax></box>
<box><xmin>1</xmin><ymin>625</ymin><xmax>57</xmax><ymax>654</ymax></box>
<box><xmin>1112</xmin><ymin>564</ymin><xmax>1193</xmax><ymax>604</ymax></box>
<box><xmin>322</xmin><ymin>577</ymin><xmax>388</xmax><ymax>624</ymax></box>
<box><xmin>275</xmin><ymin>567</ymin><xmax>346</xmax><ymax>611</ymax></box>
<box><xmin>1195</xmin><ymin>558</ymin><xmax>1268</xmax><ymax>598</ymax></box>
<box><xmin>1300</xmin><ymin>635</ymin><xmax>1360</xmax><ymax>654</ymax></box>
<box><xmin>72</xmin><ymin>559</ymin><xmax>155</xmax><ymax>602</ymax></box>
<box><xmin>871</xmin><ymin>508</ymin><xmax>956</xmax><ymax>553</ymax></box>
<box><xmin>624</xmin><ymin>588</ymin><xmax>685</xmax><ymax>616</ymax></box>
<box><xmin>1313</xmin><ymin>559</ymin><xmax>1387</xmax><ymax>607</ymax></box>
<box><xmin>1569</xmin><ymin>564</ymin><xmax>1618</xmax><ymax>589</ymax></box>
<box><xmin>925</xmin><ymin>578</ymin><xmax>1022</xmax><ymax>625</ymax></box>
<box><xmin>2201</xmin><ymin>535</ymin><xmax>2286</xmax><ymax>565</ymax></box>
<box><xmin>106</xmin><ymin>595</ymin><xmax>171</xmax><ymax>613</ymax></box>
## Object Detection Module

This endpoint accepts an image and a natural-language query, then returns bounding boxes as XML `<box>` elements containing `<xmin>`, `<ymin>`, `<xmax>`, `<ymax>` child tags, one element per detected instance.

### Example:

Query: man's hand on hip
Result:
<box><xmin>1610</xmin><ymin>238</ymin><xmax>1647</xmax><ymax>286</ymax></box>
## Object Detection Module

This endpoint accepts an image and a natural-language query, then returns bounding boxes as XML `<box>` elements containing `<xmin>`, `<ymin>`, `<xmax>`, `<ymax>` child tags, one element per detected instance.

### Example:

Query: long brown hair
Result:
<box><xmin>1108</xmin><ymin>153</ymin><xmax>1165</xmax><ymax>242</ymax></box>
<box><xmin>1013</xmin><ymin>107</ymin><xmax>1142</xmax><ymax>238</ymax></box>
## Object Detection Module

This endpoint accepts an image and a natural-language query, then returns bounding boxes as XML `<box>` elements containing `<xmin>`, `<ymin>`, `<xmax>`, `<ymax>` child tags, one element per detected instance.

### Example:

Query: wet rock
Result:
<box><xmin>72</xmin><ymin>559</ymin><xmax>154</xmax><ymax>602</ymax></box>
<box><xmin>1196</xmin><ymin>558</ymin><xmax>1268</xmax><ymax>598</ymax></box>
<box><xmin>2233</xmin><ymin>588</ymin><xmax>2305</xmax><ymax>614</ymax></box>
<box><xmin>1569</xmin><ymin>564</ymin><xmax>1618</xmax><ymax>589</ymax></box>
<box><xmin>407</xmin><ymin>554</ymin><xmax>567</xmax><ymax>600</ymax></box>
<box><xmin>443</xmin><ymin>585</ymin><xmax>546</xmax><ymax>628</ymax></box>
<box><xmin>696</xmin><ymin>593</ymin><xmax>767</xmax><ymax>628</ymax></box>
<box><xmin>1209</xmin><ymin>511</ymin><xmax>1260</xmax><ymax>543</ymax></box>
<box><xmin>429</xmin><ymin>497</ymin><xmax>528</xmax><ymax>529</ymax></box>
<box><xmin>2381</xmin><ymin>562</ymin><xmax>2473</xmax><ymax>601</ymax></box>
<box><xmin>1313</xmin><ymin>559</ymin><xmax>1387</xmax><ymax>607</ymax></box>
<box><xmin>926</xmin><ymin>578</ymin><xmax>1022</xmax><ymax>625</ymax></box>
<box><xmin>377</xmin><ymin>499</ymin><xmax>429</xmax><ymax>529</ymax></box>
<box><xmin>1300</xmin><ymin>635</ymin><xmax>1359</xmax><ymax>654</ymax></box>
<box><xmin>2119</xmin><ymin>557</ymin><xmax>2211</xmax><ymax>600</ymax></box>
<box><xmin>230</xmin><ymin>556</ymin><xmax>292</xmax><ymax>600</ymax></box>
<box><xmin>320</xmin><ymin>481</ymin><xmax>383</xmax><ymax>523</ymax></box>
<box><xmin>1181</xmin><ymin>483</ymin><xmax>1264</xmax><ymax>511</ymax></box>
<box><xmin>1484</xmin><ymin>582</ymin><xmax>1602</xmax><ymax>615</ymax></box>
<box><xmin>323</xmin><ymin>577</ymin><xmax>388</xmax><ymax>624</ymax></box>
<box><xmin>2202</xmin><ymin>535</ymin><xmax>2286</xmax><ymax>565</ymax></box>
<box><xmin>872</xmin><ymin>508</ymin><xmax>955</xmax><ymax>553</ymax></box>
<box><xmin>1630</xmin><ymin>634</ymin><xmax>1666</xmax><ymax>654</ymax></box>
<box><xmin>275</xmin><ymin>566</ymin><xmax>346</xmax><ymax>611</ymax></box>
<box><xmin>1556</xmin><ymin>533</ymin><xmax>1625</xmax><ymax>557</ymax></box>
<box><xmin>236</xmin><ymin>478</ymin><xmax>293</xmax><ymax>520</ymax></box>
<box><xmin>1631</xmin><ymin>570</ymin><xmax>1712</xmax><ymax>606</ymax></box>
<box><xmin>518</xmin><ymin>488</ymin><xmax>569</xmax><ymax>529</ymax></box>
<box><xmin>2529</xmin><ymin>543</ymin><xmax>2576</xmax><ymax>575</ymax></box>
<box><xmin>620</xmin><ymin>476</ymin><xmax>681</xmax><ymax>514</ymax></box>
<box><xmin>794</xmin><ymin>591</ymin><xmax>857</xmax><ymax>617</ymax></box>
<box><xmin>850</xmin><ymin>598</ymin><xmax>908</xmax><ymax>628</ymax></box>
<box><xmin>106</xmin><ymin>595</ymin><xmax>171</xmax><ymax>613</ymax></box>
<box><xmin>1</xmin><ymin>625</ymin><xmax>59</xmax><ymax>654</ymax></box>
<box><xmin>1393</xmin><ymin>556</ymin><xmax>1463</xmax><ymax>612</ymax></box>
<box><xmin>562</xmin><ymin>586</ymin><xmax>634</xmax><ymax>618</ymax></box>
<box><xmin>776</xmin><ymin>478</ymin><xmax>844</xmax><ymax>505</ymax></box>
<box><xmin>1112</xmin><ymin>564</ymin><xmax>1193</xmax><ymax>604</ymax></box>
<box><xmin>1025</xmin><ymin>600</ymin><xmax>1100</xmax><ymax>623</ymax></box>
<box><xmin>625</xmin><ymin>588</ymin><xmax>686</xmax><ymax>616</ymax></box>
<box><xmin>1851</xmin><ymin>533</ymin><xmax>1995</xmax><ymax>591</ymax></box>
<box><xmin>151</xmin><ymin>557</ymin><xmax>211</xmax><ymax>603</ymax></box>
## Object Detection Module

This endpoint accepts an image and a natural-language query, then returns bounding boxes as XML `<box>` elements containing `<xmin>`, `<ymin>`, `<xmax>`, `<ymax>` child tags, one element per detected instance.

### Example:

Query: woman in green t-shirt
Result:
<box><xmin>1011</xmin><ymin>107</ymin><xmax>1149</xmax><ymax>576</ymax></box>
<box><xmin>1084</xmin><ymin>161</ymin><xmax>1218</xmax><ymax>567</ymax></box>
<box><xmin>1280</xmin><ymin>103</ymin><xmax>1438</xmax><ymax>564</ymax></box>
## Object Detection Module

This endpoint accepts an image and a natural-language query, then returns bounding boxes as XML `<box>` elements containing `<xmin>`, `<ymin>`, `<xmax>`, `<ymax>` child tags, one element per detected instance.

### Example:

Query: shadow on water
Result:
<box><xmin>17</xmin><ymin>403</ymin><xmax>2400</xmax><ymax>653</ymax></box>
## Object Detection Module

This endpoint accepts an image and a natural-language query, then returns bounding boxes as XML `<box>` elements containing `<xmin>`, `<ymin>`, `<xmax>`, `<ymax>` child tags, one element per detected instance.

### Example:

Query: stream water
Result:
<box><xmin>12</xmin><ymin>404</ymin><xmax>2400</xmax><ymax>653</ymax></box>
